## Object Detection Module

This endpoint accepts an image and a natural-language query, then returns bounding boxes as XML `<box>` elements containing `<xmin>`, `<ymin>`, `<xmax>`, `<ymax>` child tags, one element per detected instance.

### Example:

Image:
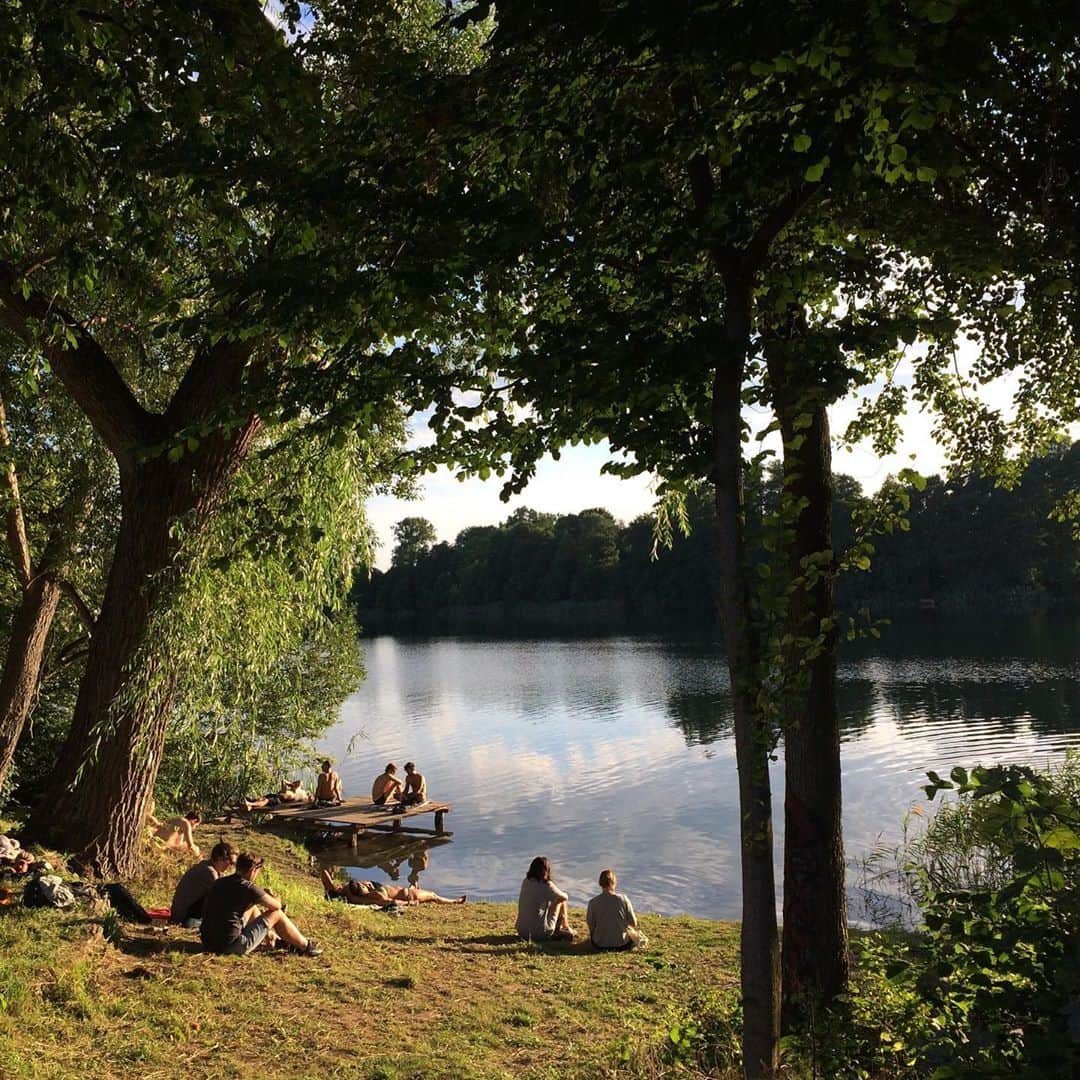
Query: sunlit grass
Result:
<box><xmin>0</xmin><ymin>825</ymin><xmax>739</xmax><ymax>1079</ymax></box>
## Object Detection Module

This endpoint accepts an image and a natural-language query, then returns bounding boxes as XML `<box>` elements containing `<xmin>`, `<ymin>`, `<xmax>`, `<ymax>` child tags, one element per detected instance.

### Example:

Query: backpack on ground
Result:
<box><xmin>23</xmin><ymin>873</ymin><xmax>76</xmax><ymax>910</ymax></box>
<box><xmin>102</xmin><ymin>882</ymin><xmax>153</xmax><ymax>924</ymax></box>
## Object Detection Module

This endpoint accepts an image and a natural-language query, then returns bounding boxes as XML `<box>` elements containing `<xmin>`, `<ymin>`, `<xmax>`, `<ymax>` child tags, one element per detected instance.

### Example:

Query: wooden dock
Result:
<box><xmin>260</xmin><ymin>798</ymin><xmax>452</xmax><ymax>847</ymax></box>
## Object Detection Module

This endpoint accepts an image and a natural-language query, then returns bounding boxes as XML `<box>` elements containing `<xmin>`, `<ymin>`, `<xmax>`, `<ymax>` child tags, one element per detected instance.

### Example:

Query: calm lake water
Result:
<box><xmin>316</xmin><ymin>616</ymin><xmax>1080</xmax><ymax>920</ymax></box>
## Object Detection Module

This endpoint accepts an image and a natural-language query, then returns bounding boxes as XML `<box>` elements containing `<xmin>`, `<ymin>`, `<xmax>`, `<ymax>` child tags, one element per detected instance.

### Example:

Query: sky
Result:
<box><xmin>364</xmin><ymin>354</ymin><xmax>992</xmax><ymax>571</ymax></box>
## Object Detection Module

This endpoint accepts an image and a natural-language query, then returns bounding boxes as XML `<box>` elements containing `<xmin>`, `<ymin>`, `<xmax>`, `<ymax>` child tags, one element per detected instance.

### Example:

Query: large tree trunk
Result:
<box><xmin>0</xmin><ymin>573</ymin><xmax>63</xmax><ymax>787</ymax></box>
<box><xmin>29</xmin><ymin>421</ymin><xmax>259</xmax><ymax>876</ymax></box>
<box><xmin>713</xmin><ymin>288</ymin><xmax>781</xmax><ymax>1080</ymax></box>
<box><xmin>769</xmin><ymin>356</ymin><xmax>849</xmax><ymax>1023</ymax></box>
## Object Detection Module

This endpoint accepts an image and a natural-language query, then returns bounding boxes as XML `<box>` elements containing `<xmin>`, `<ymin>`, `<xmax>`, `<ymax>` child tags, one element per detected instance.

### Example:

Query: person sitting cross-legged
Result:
<box><xmin>320</xmin><ymin>868</ymin><xmax>465</xmax><ymax>906</ymax></box>
<box><xmin>399</xmin><ymin>761</ymin><xmax>427</xmax><ymax>806</ymax></box>
<box><xmin>315</xmin><ymin>760</ymin><xmax>343</xmax><ymax>804</ymax></box>
<box><xmin>200</xmin><ymin>852</ymin><xmax>322</xmax><ymax>957</ymax></box>
<box><xmin>586</xmin><ymin>868</ymin><xmax>648</xmax><ymax>951</ymax></box>
<box><xmin>371</xmin><ymin>763</ymin><xmax>403</xmax><ymax>806</ymax></box>
<box><xmin>170</xmin><ymin>841</ymin><xmax>238</xmax><ymax>929</ymax></box>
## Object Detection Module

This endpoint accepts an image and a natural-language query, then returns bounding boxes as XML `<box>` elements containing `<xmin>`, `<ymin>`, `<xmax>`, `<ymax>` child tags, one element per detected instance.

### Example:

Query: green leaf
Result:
<box><xmin>916</xmin><ymin>165</ymin><xmax>938</xmax><ymax>182</ymax></box>
<box><xmin>804</xmin><ymin>160</ymin><xmax>827</xmax><ymax>182</ymax></box>
<box><xmin>1043</xmin><ymin>825</ymin><xmax>1080</xmax><ymax>852</ymax></box>
<box><xmin>793</xmin><ymin>134</ymin><xmax>812</xmax><ymax>153</ymax></box>
<box><xmin>889</xmin><ymin>143</ymin><xmax>908</xmax><ymax>164</ymax></box>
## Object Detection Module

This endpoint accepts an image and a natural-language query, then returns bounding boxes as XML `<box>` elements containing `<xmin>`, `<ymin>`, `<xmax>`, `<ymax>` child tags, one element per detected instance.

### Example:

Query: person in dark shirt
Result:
<box><xmin>199</xmin><ymin>852</ymin><xmax>322</xmax><ymax>957</ymax></box>
<box><xmin>170</xmin><ymin>841</ymin><xmax>237</xmax><ymax>928</ymax></box>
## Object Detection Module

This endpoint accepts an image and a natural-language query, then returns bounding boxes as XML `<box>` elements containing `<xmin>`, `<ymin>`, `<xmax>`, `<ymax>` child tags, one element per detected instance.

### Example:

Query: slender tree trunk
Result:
<box><xmin>713</xmin><ymin>286</ymin><xmax>781</xmax><ymax>1080</ymax></box>
<box><xmin>0</xmin><ymin>573</ymin><xmax>63</xmax><ymax>787</ymax></box>
<box><xmin>769</xmin><ymin>359</ymin><xmax>848</xmax><ymax>1023</ymax></box>
<box><xmin>29</xmin><ymin>422</ymin><xmax>259</xmax><ymax>876</ymax></box>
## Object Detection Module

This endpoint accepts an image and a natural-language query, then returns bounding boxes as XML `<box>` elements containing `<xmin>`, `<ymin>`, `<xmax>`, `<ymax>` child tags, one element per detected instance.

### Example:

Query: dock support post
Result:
<box><xmin>435</xmin><ymin>810</ymin><xmax>446</xmax><ymax>834</ymax></box>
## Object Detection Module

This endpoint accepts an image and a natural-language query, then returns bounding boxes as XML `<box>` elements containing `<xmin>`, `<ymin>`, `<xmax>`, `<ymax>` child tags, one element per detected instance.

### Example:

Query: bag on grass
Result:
<box><xmin>23</xmin><ymin>873</ymin><xmax>76</xmax><ymax>910</ymax></box>
<box><xmin>102</xmin><ymin>882</ymin><xmax>153</xmax><ymax>924</ymax></box>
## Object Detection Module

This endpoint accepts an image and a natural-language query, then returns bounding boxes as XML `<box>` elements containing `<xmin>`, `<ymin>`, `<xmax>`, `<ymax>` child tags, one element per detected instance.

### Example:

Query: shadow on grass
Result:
<box><xmin>117</xmin><ymin>933</ymin><xmax>206</xmax><ymax>957</ymax></box>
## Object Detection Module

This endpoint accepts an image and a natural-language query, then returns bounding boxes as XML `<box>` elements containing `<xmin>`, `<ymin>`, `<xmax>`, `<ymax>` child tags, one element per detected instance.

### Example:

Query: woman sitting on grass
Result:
<box><xmin>515</xmin><ymin>855</ymin><xmax>576</xmax><ymax>941</ymax></box>
<box><xmin>320</xmin><ymin>868</ymin><xmax>465</xmax><ymax>906</ymax></box>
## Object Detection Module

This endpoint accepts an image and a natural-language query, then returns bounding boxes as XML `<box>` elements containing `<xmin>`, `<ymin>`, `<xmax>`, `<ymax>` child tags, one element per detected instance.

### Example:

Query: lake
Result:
<box><xmin>316</xmin><ymin>615</ymin><xmax>1080</xmax><ymax>920</ymax></box>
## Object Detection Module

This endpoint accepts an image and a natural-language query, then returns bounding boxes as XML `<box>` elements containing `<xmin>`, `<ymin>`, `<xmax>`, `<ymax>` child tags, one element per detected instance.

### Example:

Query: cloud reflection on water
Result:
<box><xmin>320</xmin><ymin>619</ymin><xmax>1079</xmax><ymax>919</ymax></box>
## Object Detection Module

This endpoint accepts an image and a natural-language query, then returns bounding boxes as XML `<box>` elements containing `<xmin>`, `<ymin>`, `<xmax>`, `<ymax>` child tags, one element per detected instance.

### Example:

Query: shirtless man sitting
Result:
<box><xmin>315</xmin><ymin>760</ymin><xmax>342</xmax><ymax>804</ymax></box>
<box><xmin>154</xmin><ymin>811</ymin><xmax>201</xmax><ymax>857</ymax></box>
<box><xmin>371</xmin><ymin>763</ymin><xmax>403</xmax><ymax>806</ymax></box>
<box><xmin>321</xmin><ymin>868</ymin><xmax>465</xmax><ymax>906</ymax></box>
<box><xmin>400</xmin><ymin>762</ymin><xmax>427</xmax><ymax>806</ymax></box>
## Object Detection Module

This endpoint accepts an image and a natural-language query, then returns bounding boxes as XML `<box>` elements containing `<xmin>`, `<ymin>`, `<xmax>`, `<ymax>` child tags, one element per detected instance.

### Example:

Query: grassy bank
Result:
<box><xmin>0</xmin><ymin>824</ymin><xmax>739</xmax><ymax>1080</ymax></box>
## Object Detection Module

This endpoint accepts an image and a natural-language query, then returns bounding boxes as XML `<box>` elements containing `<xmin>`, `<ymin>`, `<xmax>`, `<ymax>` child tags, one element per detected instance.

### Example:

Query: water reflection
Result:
<box><xmin>314</xmin><ymin>835</ymin><xmax>452</xmax><ymax>893</ymax></box>
<box><xmin>317</xmin><ymin>618</ymin><xmax>1079</xmax><ymax>920</ymax></box>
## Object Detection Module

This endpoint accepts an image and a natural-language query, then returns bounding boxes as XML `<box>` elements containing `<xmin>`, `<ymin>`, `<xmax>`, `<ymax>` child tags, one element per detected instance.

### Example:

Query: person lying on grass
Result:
<box><xmin>200</xmin><ymin>852</ymin><xmax>322</xmax><ymax>957</ymax></box>
<box><xmin>241</xmin><ymin>780</ymin><xmax>312</xmax><ymax>813</ymax></box>
<box><xmin>586</xmin><ymin>868</ymin><xmax>648</xmax><ymax>951</ymax></box>
<box><xmin>320</xmin><ymin>868</ymin><xmax>465</xmax><ymax>906</ymax></box>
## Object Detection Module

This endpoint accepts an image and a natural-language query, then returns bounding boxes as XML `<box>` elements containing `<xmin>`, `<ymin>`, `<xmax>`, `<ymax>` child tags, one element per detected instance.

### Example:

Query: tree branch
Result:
<box><xmin>57</xmin><ymin>578</ymin><xmax>96</xmax><ymax>632</ymax></box>
<box><xmin>0</xmin><ymin>389</ymin><xmax>33</xmax><ymax>587</ymax></box>
<box><xmin>0</xmin><ymin>260</ymin><xmax>160</xmax><ymax>461</ymax></box>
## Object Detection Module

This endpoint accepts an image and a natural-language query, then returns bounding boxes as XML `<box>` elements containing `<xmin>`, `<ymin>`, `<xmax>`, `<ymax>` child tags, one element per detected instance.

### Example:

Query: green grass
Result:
<box><xmin>0</xmin><ymin>824</ymin><xmax>739</xmax><ymax>1079</ymax></box>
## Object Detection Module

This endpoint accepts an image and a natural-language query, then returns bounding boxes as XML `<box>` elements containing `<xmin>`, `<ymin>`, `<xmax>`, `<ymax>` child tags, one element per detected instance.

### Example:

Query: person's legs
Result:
<box><xmin>261</xmin><ymin>907</ymin><xmax>311</xmax><ymax>950</ymax></box>
<box><xmin>549</xmin><ymin>900</ymin><xmax>574</xmax><ymax>937</ymax></box>
<box><xmin>409</xmin><ymin>887</ymin><xmax>466</xmax><ymax>905</ymax></box>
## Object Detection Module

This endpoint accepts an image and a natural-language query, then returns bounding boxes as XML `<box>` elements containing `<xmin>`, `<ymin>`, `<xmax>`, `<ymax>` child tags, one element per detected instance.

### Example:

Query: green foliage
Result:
<box><xmin>151</xmin><ymin>427</ymin><xmax>384</xmax><ymax>811</ymax></box>
<box><xmin>859</xmin><ymin>759</ymin><xmax>1080</xmax><ymax>1078</ymax></box>
<box><xmin>356</xmin><ymin>446</ymin><xmax>1078</xmax><ymax>632</ymax></box>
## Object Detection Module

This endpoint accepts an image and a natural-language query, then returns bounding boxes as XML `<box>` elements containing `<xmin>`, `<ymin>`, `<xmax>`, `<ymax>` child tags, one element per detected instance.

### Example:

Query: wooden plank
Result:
<box><xmin>261</xmin><ymin>798</ymin><xmax>451</xmax><ymax>830</ymax></box>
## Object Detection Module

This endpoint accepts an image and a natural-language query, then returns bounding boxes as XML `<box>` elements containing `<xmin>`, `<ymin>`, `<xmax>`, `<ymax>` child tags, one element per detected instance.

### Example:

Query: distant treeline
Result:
<box><xmin>352</xmin><ymin>443</ymin><xmax>1079</xmax><ymax>633</ymax></box>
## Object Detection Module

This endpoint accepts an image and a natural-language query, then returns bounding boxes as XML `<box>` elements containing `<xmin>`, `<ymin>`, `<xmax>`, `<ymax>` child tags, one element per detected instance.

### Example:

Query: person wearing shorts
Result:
<box><xmin>199</xmin><ymin>852</ymin><xmax>322</xmax><ymax>957</ymax></box>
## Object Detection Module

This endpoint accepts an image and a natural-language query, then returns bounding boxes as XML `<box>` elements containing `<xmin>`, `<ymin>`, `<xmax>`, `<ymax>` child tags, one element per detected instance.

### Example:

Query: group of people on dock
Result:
<box><xmin>239</xmin><ymin>760</ymin><xmax>427</xmax><ymax>815</ymax></box>
<box><xmin>157</xmin><ymin>757</ymin><xmax>645</xmax><ymax>958</ymax></box>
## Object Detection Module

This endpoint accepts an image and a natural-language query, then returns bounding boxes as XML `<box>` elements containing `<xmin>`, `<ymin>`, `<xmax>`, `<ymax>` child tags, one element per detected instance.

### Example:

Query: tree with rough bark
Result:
<box><xmin>0</xmin><ymin>376</ymin><xmax>105</xmax><ymax>795</ymax></box>
<box><xmin>438</xmin><ymin>1</ymin><xmax>1080</xmax><ymax>1073</ymax></box>
<box><xmin>0</xmin><ymin>0</ymin><xmax>488</xmax><ymax>875</ymax></box>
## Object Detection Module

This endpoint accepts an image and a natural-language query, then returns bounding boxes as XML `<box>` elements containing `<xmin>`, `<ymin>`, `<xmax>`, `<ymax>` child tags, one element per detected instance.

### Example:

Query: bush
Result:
<box><xmin>861</xmin><ymin>761</ymin><xmax>1080</xmax><ymax>1078</ymax></box>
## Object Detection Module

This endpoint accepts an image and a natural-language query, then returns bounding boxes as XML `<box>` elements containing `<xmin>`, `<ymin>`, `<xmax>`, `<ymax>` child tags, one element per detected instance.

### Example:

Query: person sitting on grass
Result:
<box><xmin>315</xmin><ymin>760</ymin><xmax>343</xmax><ymax>804</ymax></box>
<box><xmin>154</xmin><ymin>811</ymin><xmax>201</xmax><ymax>857</ymax></box>
<box><xmin>169</xmin><ymin>841</ymin><xmax>238</xmax><ymax>929</ymax></box>
<box><xmin>371</xmin><ymin>763</ymin><xmax>403</xmax><ymax>806</ymax></box>
<box><xmin>586</xmin><ymin>868</ymin><xmax>647</xmax><ymax>951</ymax></box>
<box><xmin>400</xmin><ymin>761</ymin><xmax>427</xmax><ymax>806</ymax></box>
<box><xmin>320</xmin><ymin>868</ymin><xmax>465</xmax><ymax>906</ymax></box>
<box><xmin>515</xmin><ymin>856</ymin><xmax>576</xmax><ymax>941</ymax></box>
<box><xmin>241</xmin><ymin>780</ymin><xmax>311</xmax><ymax>813</ymax></box>
<box><xmin>200</xmin><ymin>852</ymin><xmax>322</xmax><ymax>957</ymax></box>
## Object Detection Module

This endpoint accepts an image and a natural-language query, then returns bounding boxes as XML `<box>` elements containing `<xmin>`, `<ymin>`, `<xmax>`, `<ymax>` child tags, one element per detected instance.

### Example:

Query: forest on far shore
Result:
<box><xmin>352</xmin><ymin>442</ymin><xmax>1080</xmax><ymax>634</ymax></box>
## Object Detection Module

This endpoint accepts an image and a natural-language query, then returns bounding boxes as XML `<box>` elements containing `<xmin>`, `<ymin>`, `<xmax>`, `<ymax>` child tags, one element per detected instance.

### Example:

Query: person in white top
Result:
<box><xmin>586</xmin><ymin>868</ymin><xmax>647</xmax><ymax>950</ymax></box>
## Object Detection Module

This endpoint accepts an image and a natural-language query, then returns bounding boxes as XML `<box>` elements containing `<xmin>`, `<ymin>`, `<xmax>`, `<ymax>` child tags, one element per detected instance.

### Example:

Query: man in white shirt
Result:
<box><xmin>586</xmin><ymin>868</ymin><xmax>647</xmax><ymax>950</ymax></box>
